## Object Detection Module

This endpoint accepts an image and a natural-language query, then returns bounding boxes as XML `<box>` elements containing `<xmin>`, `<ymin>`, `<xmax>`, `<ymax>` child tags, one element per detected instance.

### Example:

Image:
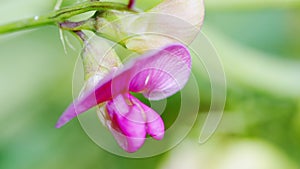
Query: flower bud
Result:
<box><xmin>81</xmin><ymin>35</ymin><xmax>122</xmax><ymax>90</ymax></box>
<box><xmin>80</xmin><ymin>35</ymin><xmax>123</xmax><ymax>131</ymax></box>
<box><xmin>150</xmin><ymin>0</ymin><xmax>205</xmax><ymax>28</ymax></box>
<box><xmin>92</xmin><ymin>0</ymin><xmax>205</xmax><ymax>52</ymax></box>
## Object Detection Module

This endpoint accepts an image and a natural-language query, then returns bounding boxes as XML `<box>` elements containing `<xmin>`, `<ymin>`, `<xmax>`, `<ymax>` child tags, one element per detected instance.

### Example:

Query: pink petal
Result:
<box><xmin>106</xmin><ymin>94</ymin><xmax>146</xmax><ymax>152</ymax></box>
<box><xmin>144</xmin><ymin>108</ymin><xmax>165</xmax><ymax>140</ymax></box>
<box><xmin>130</xmin><ymin>96</ymin><xmax>165</xmax><ymax>140</ymax></box>
<box><xmin>56</xmin><ymin>43</ymin><xmax>191</xmax><ymax>128</ymax></box>
<box><xmin>129</xmin><ymin>44</ymin><xmax>191</xmax><ymax>100</ymax></box>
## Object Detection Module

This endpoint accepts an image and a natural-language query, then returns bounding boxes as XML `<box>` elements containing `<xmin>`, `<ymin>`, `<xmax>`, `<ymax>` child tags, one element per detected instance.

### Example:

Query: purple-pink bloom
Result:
<box><xmin>56</xmin><ymin>44</ymin><xmax>191</xmax><ymax>152</ymax></box>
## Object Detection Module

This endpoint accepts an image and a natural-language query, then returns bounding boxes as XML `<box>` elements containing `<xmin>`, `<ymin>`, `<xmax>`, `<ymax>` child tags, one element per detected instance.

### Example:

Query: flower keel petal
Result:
<box><xmin>106</xmin><ymin>94</ymin><xmax>147</xmax><ymax>152</ymax></box>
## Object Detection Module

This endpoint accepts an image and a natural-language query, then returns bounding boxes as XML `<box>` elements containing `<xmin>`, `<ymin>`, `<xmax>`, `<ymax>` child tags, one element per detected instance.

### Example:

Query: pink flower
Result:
<box><xmin>56</xmin><ymin>43</ymin><xmax>191</xmax><ymax>152</ymax></box>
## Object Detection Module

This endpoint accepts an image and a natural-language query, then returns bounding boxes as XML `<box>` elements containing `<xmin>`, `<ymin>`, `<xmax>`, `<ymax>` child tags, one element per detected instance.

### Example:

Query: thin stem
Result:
<box><xmin>0</xmin><ymin>1</ymin><xmax>131</xmax><ymax>34</ymax></box>
<box><xmin>0</xmin><ymin>16</ymin><xmax>55</xmax><ymax>34</ymax></box>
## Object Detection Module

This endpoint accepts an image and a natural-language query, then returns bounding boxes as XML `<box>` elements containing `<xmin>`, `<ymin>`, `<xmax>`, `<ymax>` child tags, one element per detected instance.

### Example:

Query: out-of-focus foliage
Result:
<box><xmin>0</xmin><ymin>0</ymin><xmax>299</xmax><ymax>169</ymax></box>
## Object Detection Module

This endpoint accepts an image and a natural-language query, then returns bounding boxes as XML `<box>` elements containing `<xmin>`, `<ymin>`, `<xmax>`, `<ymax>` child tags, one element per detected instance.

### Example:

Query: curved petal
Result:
<box><xmin>126</xmin><ymin>0</ymin><xmax>205</xmax><ymax>52</ymax></box>
<box><xmin>130</xmin><ymin>96</ymin><xmax>165</xmax><ymax>140</ymax></box>
<box><xmin>149</xmin><ymin>0</ymin><xmax>205</xmax><ymax>29</ymax></box>
<box><xmin>129</xmin><ymin>44</ymin><xmax>191</xmax><ymax>100</ymax></box>
<box><xmin>106</xmin><ymin>94</ymin><xmax>146</xmax><ymax>153</ymax></box>
<box><xmin>56</xmin><ymin>44</ymin><xmax>190</xmax><ymax>128</ymax></box>
<box><xmin>124</xmin><ymin>12</ymin><xmax>202</xmax><ymax>52</ymax></box>
<box><xmin>105</xmin><ymin>94</ymin><xmax>164</xmax><ymax>152</ymax></box>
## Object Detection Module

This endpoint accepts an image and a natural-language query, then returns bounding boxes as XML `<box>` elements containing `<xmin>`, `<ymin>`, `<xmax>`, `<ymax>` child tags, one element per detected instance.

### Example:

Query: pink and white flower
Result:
<box><xmin>56</xmin><ymin>43</ymin><xmax>191</xmax><ymax>152</ymax></box>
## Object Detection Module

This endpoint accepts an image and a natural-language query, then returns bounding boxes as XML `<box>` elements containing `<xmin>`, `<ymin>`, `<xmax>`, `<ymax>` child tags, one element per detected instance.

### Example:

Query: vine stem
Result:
<box><xmin>0</xmin><ymin>1</ymin><xmax>131</xmax><ymax>34</ymax></box>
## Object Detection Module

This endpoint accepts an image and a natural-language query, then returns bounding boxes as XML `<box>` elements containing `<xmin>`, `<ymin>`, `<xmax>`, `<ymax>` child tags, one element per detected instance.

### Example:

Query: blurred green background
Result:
<box><xmin>0</xmin><ymin>0</ymin><xmax>300</xmax><ymax>168</ymax></box>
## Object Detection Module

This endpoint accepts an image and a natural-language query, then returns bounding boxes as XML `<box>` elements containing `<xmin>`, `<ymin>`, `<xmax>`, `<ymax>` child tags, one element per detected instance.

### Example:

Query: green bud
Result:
<box><xmin>81</xmin><ymin>35</ymin><xmax>122</xmax><ymax>90</ymax></box>
<box><xmin>91</xmin><ymin>0</ymin><xmax>205</xmax><ymax>53</ymax></box>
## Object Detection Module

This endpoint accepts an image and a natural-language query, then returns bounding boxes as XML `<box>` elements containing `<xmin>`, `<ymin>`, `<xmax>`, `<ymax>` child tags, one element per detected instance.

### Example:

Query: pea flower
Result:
<box><xmin>56</xmin><ymin>42</ymin><xmax>191</xmax><ymax>152</ymax></box>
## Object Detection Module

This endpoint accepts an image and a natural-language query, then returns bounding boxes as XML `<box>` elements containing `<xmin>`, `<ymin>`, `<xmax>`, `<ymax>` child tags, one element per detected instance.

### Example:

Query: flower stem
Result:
<box><xmin>0</xmin><ymin>1</ymin><xmax>131</xmax><ymax>34</ymax></box>
<box><xmin>0</xmin><ymin>16</ymin><xmax>54</xmax><ymax>34</ymax></box>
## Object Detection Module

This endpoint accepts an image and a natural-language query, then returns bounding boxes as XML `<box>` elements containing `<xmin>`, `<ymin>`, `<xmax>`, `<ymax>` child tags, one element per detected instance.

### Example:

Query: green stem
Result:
<box><xmin>0</xmin><ymin>1</ymin><xmax>131</xmax><ymax>34</ymax></box>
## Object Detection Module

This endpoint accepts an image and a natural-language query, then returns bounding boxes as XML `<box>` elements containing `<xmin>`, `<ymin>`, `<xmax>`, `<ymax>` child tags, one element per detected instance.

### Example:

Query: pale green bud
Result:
<box><xmin>81</xmin><ymin>35</ymin><xmax>122</xmax><ymax>90</ymax></box>
<box><xmin>93</xmin><ymin>0</ymin><xmax>205</xmax><ymax>53</ymax></box>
